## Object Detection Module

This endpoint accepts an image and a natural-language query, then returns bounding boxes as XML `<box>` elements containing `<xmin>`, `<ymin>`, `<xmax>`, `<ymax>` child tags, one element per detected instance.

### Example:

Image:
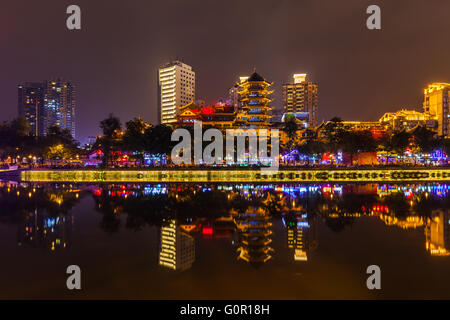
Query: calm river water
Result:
<box><xmin>0</xmin><ymin>181</ymin><xmax>449</xmax><ymax>299</ymax></box>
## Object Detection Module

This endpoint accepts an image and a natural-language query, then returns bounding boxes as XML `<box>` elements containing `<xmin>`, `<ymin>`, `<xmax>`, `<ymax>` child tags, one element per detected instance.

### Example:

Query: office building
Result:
<box><xmin>282</xmin><ymin>73</ymin><xmax>318</xmax><ymax>127</ymax></box>
<box><xmin>18</xmin><ymin>82</ymin><xmax>45</xmax><ymax>136</ymax></box>
<box><xmin>18</xmin><ymin>80</ymin><xmax>76</xmax><ymax>138</ymax></box>
<box><xmin>423</xmin><ymin>83</ymin><xmax>450</xmax><ymax>137</ymax></box>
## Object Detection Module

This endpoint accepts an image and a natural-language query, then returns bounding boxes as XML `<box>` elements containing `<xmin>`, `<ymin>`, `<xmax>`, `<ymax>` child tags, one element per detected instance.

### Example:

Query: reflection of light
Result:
<box><xmin>202</xmin><ymin>226</ymin><xmax>213</xmax><ymax>236</ymax></box>
<box><xmin>294</xmin><ymin>249</ymin><xmax>307</xmax><ymax>261</ymax></box>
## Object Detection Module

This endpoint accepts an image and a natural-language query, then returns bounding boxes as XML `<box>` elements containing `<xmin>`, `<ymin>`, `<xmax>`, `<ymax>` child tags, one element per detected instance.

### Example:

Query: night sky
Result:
<box><xmin>1</xmin><ymin>0</ymin><xmax>449</xmax><ymax>143</ymax></box>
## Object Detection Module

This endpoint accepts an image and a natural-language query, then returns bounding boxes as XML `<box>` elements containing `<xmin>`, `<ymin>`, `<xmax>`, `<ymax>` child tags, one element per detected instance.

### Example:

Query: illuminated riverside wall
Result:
<box><xmin>21</xmin><ymin>169</ymin><xmax>450</xmax><ymax>183</ymax></box>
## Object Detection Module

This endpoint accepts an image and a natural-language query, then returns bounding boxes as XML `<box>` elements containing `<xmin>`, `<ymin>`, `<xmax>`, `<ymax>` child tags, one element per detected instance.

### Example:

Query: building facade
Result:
<box><xmin>176</xmin><ymin>101</ymin><xmax>236</xmax><ymax>130</ymax></box>
<box><xmin>379</xmin><ymin>109</ymin><xmax>437</xmax><ymax>131</ymax></box>
<box><xmin>18</xmin><ymin>82</ymin><xmax>45</xmax><ymax>136</ymax></box>
<box><xmin>227</xmin><ymin>76</ymin><xmax>248</xmax><ymax>111</ymax></box>
<box><xmin>282</xmin><ymin>74</ymin><xmax>318</xmax><ymax>127</ymax></box>
<box><xmin>423</xmin><ymin>83</ymin><xmax>450</xmax><ymax>137</ymax></box>
<box><xmin>18</xmin><ymin>80</ymin><xmax>76</xmax><ymax>138</ymax></box>
<box><xmin>158</xmin><ymin>61</ymin><xmax>195</xmax><ymax>125</ymax></box>
<box><xmin>158</xmin><ymin>219</ymin><xmax>195</xmax><ymax>271</ymax></box>
<box><xmin>234</xmin><ymin>71</ymin><xmax>273</xmax><ymax>129</ymax></box>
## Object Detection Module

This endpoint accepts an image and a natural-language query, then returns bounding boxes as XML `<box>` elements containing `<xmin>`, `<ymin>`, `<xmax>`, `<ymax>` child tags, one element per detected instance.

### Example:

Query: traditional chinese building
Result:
<box><xmin>379</xmin><ymin>109</ymin><xmax>437</xmax><ymax>131</ymax></box>
<box><xmin>175</xmin><ymin>101</ymin><xmax>236</xmax><ymax>129</ymax></box>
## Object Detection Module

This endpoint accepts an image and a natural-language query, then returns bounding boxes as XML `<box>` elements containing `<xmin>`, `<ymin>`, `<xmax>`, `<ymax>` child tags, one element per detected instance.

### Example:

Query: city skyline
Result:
<box><xmin>1</xmin><ymin>1</ymin><xmax>449</xmax><ymax>143</ymax></box>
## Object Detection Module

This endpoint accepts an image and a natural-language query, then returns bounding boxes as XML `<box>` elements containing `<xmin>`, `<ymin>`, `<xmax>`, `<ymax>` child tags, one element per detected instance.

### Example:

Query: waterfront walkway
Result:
<box><xmin>19</xmin><ymin>168</ymin><xmax>450</xmax><ymax>183</ymax></box>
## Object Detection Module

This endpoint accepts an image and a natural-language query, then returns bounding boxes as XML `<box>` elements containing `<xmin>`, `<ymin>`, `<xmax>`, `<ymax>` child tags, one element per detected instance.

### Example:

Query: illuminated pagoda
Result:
<box><xmin>235</xmin><ymin>69</ymin><xmax>273</xmax><ymax>129</ymax></box>
<box><xmin>235</xmin><ymin>207</ymin><xmax>273</xmax><ymax>266</ymax></box>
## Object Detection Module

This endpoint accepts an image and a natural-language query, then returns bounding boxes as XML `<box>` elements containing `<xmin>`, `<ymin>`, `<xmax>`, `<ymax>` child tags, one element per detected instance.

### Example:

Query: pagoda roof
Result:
<box><xmin>247</xmin><ymin>71</ymin><xmax>266</xmax><ymax>82</ymax></box>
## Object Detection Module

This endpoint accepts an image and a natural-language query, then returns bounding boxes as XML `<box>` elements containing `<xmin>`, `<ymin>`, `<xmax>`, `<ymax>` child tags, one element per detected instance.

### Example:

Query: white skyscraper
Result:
<box><xmin>158</xmin><ymin>61</ymin><xmax>195</xmax><ymax>125</ymax></box>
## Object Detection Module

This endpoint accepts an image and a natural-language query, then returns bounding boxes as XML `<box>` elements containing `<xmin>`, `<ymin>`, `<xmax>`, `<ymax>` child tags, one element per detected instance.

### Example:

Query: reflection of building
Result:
<box><xmin>158</xmin><ymin>61</ymin><xmax>196</xmax><ymax>125</ymax></box>
<box><xmin>18</xmin><ymin>209</ymin><xmax>72</xmax><ymax>251</ymax></box>
<box><xmin>235</xmin><ymin>71</ymin><xmax>273</xmax><ymax>129</ymax></box>
<box><xmin>235</xmin><ymin>207</ymin><xmax>273</xmax><ymax>265</ymax></box>
<box><xmin>425</xmin><ymin>209</ymin><xmax>450</xmax><ymax>256</ymax></box>
<box><xmin>284</xmin><ymin>212</ymin><xmax>318</xmax><ymax>261</ymax></box>
<box><xmin>340</xmin><ymin>121</ymin><xmax>386</xmax><ymax>138</ymax></box>
<box><xmin>423</xmin><ymin>83</ymin><xmax>450</xmax><ymax>137</ymax></box>
<box><xmin>378</xmin><ymin>214</ymin><xmax>424</xmax><ymax>229</ymax></box>
<box><xmin>158</xmin><ymin>219</ymin><xmax>195</xmax><ymax>271</ymax></box>
<box><xmin>282</xmin><ymin>74</ymin><xmax>318</xmax><ymax>127</ymax></box>
<box><xmin>43</xmin><ymin>80</ymin><xmax>76</xmax><ymax>138</ymax></box>
<box><xmin>379</xmin><ymin>109</ymin><xmax>437</xmax><ymax>131</ymax></box>
<box><xmin>18</xmin><ymin>80</ymin><xmax>76</xmax><ymax>137</ymax></box>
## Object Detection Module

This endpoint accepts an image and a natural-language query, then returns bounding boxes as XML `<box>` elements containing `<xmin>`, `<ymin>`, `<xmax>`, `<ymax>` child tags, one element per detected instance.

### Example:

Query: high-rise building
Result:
<box><xmin>18</xmin><ymin>82</ymin><xmax>45</xmax><ymax>136</ymax></box>
<box><xmin>228</xmin><ymin>76</ymin><xmax>248</xmax><ymax>111</ymax></box>
<box><xmin>18</xmin><ymin>80</ymin><xmax>76</xmax><ymax>138</ymax></box>
<box><xmin>234</xmin><ymin>71</ymin><xmax>273</xmax><ymax>129</ymax></box>
<box><xmin>423</xmin><ymin>83</ymin><xmax>450</xmax><ymax>137</ymax></box>
<box><xmin>282</xmin><ymin>73</ymin><xmax>318</xmax><ymax>127</ymax></box>
<box><xmin>158</xmin><ymin>61</ymin><xmax>195</xmax><ymax>125</ymax></box>
<box><xmin>43</xmin><ymin>80</ymin><xmax>76</xmax><ymax>138</ymax></box>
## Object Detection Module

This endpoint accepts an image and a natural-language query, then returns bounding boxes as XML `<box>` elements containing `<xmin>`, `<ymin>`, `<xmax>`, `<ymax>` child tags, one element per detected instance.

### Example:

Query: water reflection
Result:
<box><xmin>18</xmin><ymin>208</ymin><xmax>73</xmax><ymax>251</ymax></box>
<box><xmin>425</xmin><ymin>209</ymin><xmax>450</xmax><ymax>256</ymax></box>
<box><xmin>283</xmin><ymin>211</ymin><xmax>318</xmax><ymax>262</ymax></box>
<box><xmin>158</xmin><ymin>219</ymin><xmax>195</xmax><ymax>271</ymax></box>
<box><xmin>1</xmin><ymin>181</ymin><xmax>450</xmax><ymax>261</ymax></box>
<box><xmin>236</xmin><ymin>207</ymin><xmax>273</xmax><ymax>265</ymax></box>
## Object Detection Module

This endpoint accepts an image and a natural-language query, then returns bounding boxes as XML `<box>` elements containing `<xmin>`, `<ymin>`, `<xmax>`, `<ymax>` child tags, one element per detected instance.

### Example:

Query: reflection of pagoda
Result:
<box><xmin>18</xmin><ymin>209</ymin><xmax>72</xmax><ymax>251</ymax></box>
<box><xmin>235</xmin><ymin>70</ymin><xmax>273</xmax><ymax>129</ymax></box>
<box><xmin>235</xmin><ymin>207</ymin><xmax>273</xmax><ymax>265</ymax></box>
<box><xmin>158</xmin><ymin>219</ymin><xmax>195</xmax><ymax>271</ymax></box>
<box><xmin>425</xmin><ymin>209</ymin><xmax>450</xmax><ymax>256</ymax></box>
<box><xmin>284</xmin><ymin>212</ymin><xmax>318</xmax><ymax>261</ymax></box>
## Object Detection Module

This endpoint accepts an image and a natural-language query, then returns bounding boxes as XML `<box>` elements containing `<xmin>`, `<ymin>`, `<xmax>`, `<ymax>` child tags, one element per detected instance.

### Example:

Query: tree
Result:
<box><xmin>323</xmin><ymin>117</ymin><xmax>345</xmax><ymax>153</ymax></box>
<box><xmin>341</xmin><ymin>130</ymin><xmax>377</xmax><ymax>165</ymax></box>
<box><xmin>296</xmin><ymin>139</ymin><xmax>325</xmax><ymax>165</ymax></box>
<box><xmin>122</xmin><ymin>118</ymin><xmax>150</xmax><ymax>163</ymax></box>
<box><xmin>282</xmin><ymin>115</ymin><xmax>299</xmax><ymax>152</ymax></box>
<box><xmin>99</xmin><ymin>114</ymin><xmax>122</xmax><ymax>167</ymax></box>
<box><xmin>10</xmin><ymin>117</ymin><xmax>30</xmax><ymax>137</ymax></box>
<box><xmin>411</xmin><ymin>125</ymin><xmax>437</xmax><ymax>154</ymax></box>
<box><xmin>145</xmin><ymin>124</ymin><xmax>174</xmax><ymax>155</ymax></box>
<box><xmin>388</xmin><ymin>130</ymin><xmax>411</xmax><ymax>158</ymax></box>
<box><xmin>100</xmin><ymin>114</ymin><xmax>122</xmax><ymax>137</ymax></box>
